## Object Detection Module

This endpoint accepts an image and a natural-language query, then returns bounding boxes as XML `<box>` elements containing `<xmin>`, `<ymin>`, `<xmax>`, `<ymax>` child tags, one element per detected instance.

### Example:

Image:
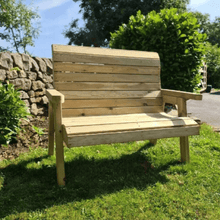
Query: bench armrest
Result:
<box><xmin>46</xmin><ymin>89</ymin><xmax>65</xmax><ymax>104</ymax></box>
<box><xmin>161</xmin><ymin>89</ymin><xmax>202</xmax><ymax>101</ymax></box>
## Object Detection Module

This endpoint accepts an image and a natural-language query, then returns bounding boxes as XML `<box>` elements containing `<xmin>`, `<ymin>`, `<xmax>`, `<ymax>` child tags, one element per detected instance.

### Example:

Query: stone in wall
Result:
<box><xmin>35</xmin><ymin>88</ymin><xmax>46</xmax><ymax>96</ymax></box>
<box><xmin>21</xmin><ymin>53</ymin><xmax>30</xmax><ymax>71</ymax></box>
<box><xmin>23</xmin><ymin>99</ymin><xmax>30</xmax><ymax>107</ymax></box>
<box><xmin>37</xmin><ymin>71</ymin><xmax>43</xmax><ymax>80</ymax></box>
<box><xmin>0</xmin><ymin>52</ymin><xmax>13</xmax><ymax>70</ymax></box>
<box><xmin>18</xmin><ymin>70</ymin><xmax>27</xmax><ymax>78</ymax></box>
<box><xmin>0</xmin><ymin>69</ymin><xmax>6</xmax><ymax>81</ymax></box>
<box><xmin>42</xmin><ymin>74</ymin><xmax>53</xmax><ymax>83</ymax></box>
<box><xmin>19</xmin><ymin>90</ymin><xmax>29</xmax><ymax>99</ymax></box>
<box><xmin>9</xmin><ymin>78</ymin><xmax>32</xmax><ymax>91</ymax></box>
<box><xmin>27</xmin><ymin>71</ymin><xmax>37</xmax><ymax>81</ymax></box>
<box><xmin>29</xmin><ymin>57</ymin><xmax>39</xmax><ymax>72</ymax></box>
<box><xmin>28</xmin><ymin>90</ymin><xmax>35</xmax><ymax>98</ymax></box>
<box><xmin>41</xmin><ymin>96</ymin><xmax>49</xmax><ymax>105</ymax></box>
<box><xmin>43</xmin><ymin>58</ymin><xmax>53</xmax><ymax>74</ymax></box>
<box><xmin>34</xmin><ymin>57</ymin><xmax>47</xmax><ymax>73</ymax></box>
<box><xmin>46</xmin><ymin>83</ymin><xmax>53</xmax><ymax>89</ymax></box>
<box><xmin>32</xmin><ymin>80</ymin><xmax>45</xmax><ymax>91</ymax></box>
<box><xmin>7</xmin><ymin>70</ymin><xmax>18</xmax><ymax>79</ymax></box>
<box><xmin>11</xmin><ymin>53</ymin><xmax>23</xmax><ymax>70</ymax></box>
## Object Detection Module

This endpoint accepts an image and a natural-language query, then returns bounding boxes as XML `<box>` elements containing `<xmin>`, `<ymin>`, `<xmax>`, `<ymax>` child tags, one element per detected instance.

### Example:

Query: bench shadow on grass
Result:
<box><xmin>0</xmin><ymin>142</ymin><xmax>180</xmax><ymax>218</ymax></box>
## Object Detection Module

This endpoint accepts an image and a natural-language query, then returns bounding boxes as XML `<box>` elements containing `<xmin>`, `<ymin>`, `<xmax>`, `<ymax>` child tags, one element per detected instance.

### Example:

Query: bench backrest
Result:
<box><xmin>52</xmin><ymin>44</ymin><xmax>163</xmax><ymax>117</ymax></box>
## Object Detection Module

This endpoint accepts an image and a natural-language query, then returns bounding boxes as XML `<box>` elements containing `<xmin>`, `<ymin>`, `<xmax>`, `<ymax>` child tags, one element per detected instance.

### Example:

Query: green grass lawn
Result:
<box><xmin>0</xmin><ymin>123</ymin><xmax>220</xmax><ymax>219</ymax></box>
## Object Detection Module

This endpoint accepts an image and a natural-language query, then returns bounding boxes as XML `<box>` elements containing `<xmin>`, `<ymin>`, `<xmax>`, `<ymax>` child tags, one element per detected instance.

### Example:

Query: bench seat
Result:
<box><xmin>62</xmin><ymin>113</ymin><xmax>199</xmax><ymax>147</ymax></box>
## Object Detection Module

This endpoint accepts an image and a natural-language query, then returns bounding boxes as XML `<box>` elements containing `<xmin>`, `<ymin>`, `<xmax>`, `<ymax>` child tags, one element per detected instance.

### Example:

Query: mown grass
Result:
<box><xmin>0</xmin><ymin>123</ymin><xmax>220</xmax><ymax>219</ymax></box>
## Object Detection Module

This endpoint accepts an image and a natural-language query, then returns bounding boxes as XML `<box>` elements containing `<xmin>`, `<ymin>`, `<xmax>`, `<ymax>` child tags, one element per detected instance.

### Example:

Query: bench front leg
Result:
<box><xmin>53</xmin><ymin>100</ymin><xmax>65</xmax><ymax>186</ymax></box>
<box><xmin>178</xmin><ymin>97</ymin><xmax>190</xmax><ymax>163</ymax></box>
<box><xmin>48</xmin><ymin>101</ymin><xmax>54</xmax><ymax>155</ymax></box>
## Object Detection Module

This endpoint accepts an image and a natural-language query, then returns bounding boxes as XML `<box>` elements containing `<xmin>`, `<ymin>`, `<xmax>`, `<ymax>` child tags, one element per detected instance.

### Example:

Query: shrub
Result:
<box><xmin>0</xmin><ymin>81</ymin><xmax>31</xmax><ymax>145</ymax></box>
<box><xmin>109</xmin><ymin>8</ymin><xmax>207</xmax><ymax>92</ymax></box>
<box><xmin>204</xmin><ymin>42</ymin><xmax>220</xmax><ymax>88</ymax></box>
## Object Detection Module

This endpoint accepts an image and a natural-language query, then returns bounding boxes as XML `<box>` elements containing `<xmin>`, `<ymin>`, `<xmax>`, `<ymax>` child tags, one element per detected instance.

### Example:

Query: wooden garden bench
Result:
<box><xmin>46</xmin><ymin>44</ymin><xmax>202</xmax><ymax>186</ymax></box>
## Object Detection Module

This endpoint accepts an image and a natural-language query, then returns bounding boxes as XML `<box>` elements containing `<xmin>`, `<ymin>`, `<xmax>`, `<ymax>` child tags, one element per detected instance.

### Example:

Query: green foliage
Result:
<box><xmin>0</xmin><ymin>81</ymin><xmax>31</xmax><ymax>145</ymax></box>
<box><xmin>32</xmin><ymin>125</ymin><xmax>45</xmax><ymax>136</ymax></box>
<box><xmin>204</xmin><ymin>42</ymin><xmax>220</xmax><ymax>87</ymax></box>
<box><xmin>207</xmin><ymin>17</ymin><xmax>220</xmax><ymax>47</ymax></box>
<box><xmin>10</xmin><ymin>67</ymin><xmax>21</xmax><ymax>71</ymax></box>
<box><xmin>0</xmin><ymin>0</ymin><xmax>41</xmax><ymax>53</ymax></box>
<box><xmin>64</xmin><ymin>0</ymin><xmax>189</xmax><ymax>47</ymax></box>
<box><xmin>109</xmin><ymin>8</ymin><xmax>207</xmax><ymax>92</ymax></box>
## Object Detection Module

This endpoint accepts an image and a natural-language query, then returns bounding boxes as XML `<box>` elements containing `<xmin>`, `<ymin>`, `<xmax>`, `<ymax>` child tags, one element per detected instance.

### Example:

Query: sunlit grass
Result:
<box><xmin>0</xmin><ymin>123</ymin><xmax>220</xmax><ymax>219</ymax></box>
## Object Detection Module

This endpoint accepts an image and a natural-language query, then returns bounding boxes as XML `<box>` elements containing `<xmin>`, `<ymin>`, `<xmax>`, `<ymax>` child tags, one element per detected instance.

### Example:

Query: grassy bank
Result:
<box><xmin>0</xmin><ymin>123</ymin><xmax>220</xmax><ymax>219</ymax></box>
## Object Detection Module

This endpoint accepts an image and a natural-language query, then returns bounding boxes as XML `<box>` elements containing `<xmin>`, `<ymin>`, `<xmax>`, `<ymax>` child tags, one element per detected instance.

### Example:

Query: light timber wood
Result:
<box><xmin>162</xmin><ymin>89</ymin><xmax>202</xmax><ymax>101</ymax></box>
<box><xmin>53</xmin><ymin>100</ymin><xmax>65</xmax><ymax>186</ymax></box>
<box><xmin>62</xmin><ymin>106</ymin><xmax>163</xmax><ymax>117</ymax></box>
<box><xmin>60</xmin><ymin>91</ymin><xmax>161</xmax><ymax>100</ymax></box>
<box><xmin>47</xmin><ymin>44</ymin><xmax>202</xmax><ymax>186</ymax></box>
<box><xmin>163</xmin><ymin>95</ymin><xmax>178</xmax><ymax>105</ymax></box>
<box><xmin>54</xmin><ymin>82</ymin><xmax>160</xmax><ymax>91</ymax></box>
<box><xmin>67</xmin><ymin>126</ymin><xmax>199</xmax><ymax>148</ymax></box>
<box><xmin>177</xmin><ymin>97</ymin><xmax>190</xmax><ymax>163</ymax></box>
<box><xmin>48</xmin><ymin>101</ymin><xmax>54</xmax><ymax>155</ymax></box>
<box><xmin>62</xmin><ymin>113</ymin><xmax>182</xmax><ymax>126</ymax></box>
<box><xmin>54</xmin><ymin>72</ymin><xmax>160</xmax><ymax>83</ymax></box>
<box><xmin>46</xmin><ymin>89</ymin><xmax>65</xmax><ymax>104</ymax></box>
<box><xmin>64</xmin><ymin>118</ymin><xmax>197</xmax><ymax>135</ymax></box>
<box><xmin>54</xmin><ymin>62</ymin><xmax>160</xmax><ymax>75</ymax></box>
<box><xmin>62</xmin><ymin>98</ymin><xmax>163</xmax><ymax>109</ymax></box>
<box><xmin>52</xmin><ymin>45</ymin><xmax>160</xmax><ymax>66</ymax></box>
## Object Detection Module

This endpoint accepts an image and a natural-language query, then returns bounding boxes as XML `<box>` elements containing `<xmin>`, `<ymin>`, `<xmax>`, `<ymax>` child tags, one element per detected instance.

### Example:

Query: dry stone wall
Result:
<box><xmin>0</xmin><ymin>51</ymin><xmax>54</xmax><ymax>116</ymax></box>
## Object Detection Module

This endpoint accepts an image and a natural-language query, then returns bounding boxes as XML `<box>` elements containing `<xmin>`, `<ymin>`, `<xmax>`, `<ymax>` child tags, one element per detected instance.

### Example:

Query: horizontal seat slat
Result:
<box><xmin>64</xmin><ymin>118</ymin><xmax>197</xmax><ymax>135</ymax></box>
<box><xmin>62</xmin><ymin>98</ymin><xmax>163</xmax><ymax>109</ymax></box>
<box><xmin>62</xmin><ymin>106</ymin><xmax>163</xmax><ymax>117</ymax></box>
<box><xmin>53</xmin><ymin>62</ymin><xmax>160</xmax><ymax>75</ymax></box>
<box><xmin>64</xmin><ymin>126</ymin><xmax>200</xmax><ymax>147</ymax></box>
<box><xmin>60</xmin><ymin>91</ymin><xmax>161</xmax><ymax>100</ymax></box>
<box><xmin>54</xmin><ymin>73</ymin><xmax>159</xmax><ymax>83</ymax></box>
<box><xmin>62</xmin><ymin>113</ymin><xmax>190</xmax><ymax>127</ymax></box>
<box><xmin>54</xmin><ymin>82</ymin><xmax>160</xmax><ymax>91</ymax></box>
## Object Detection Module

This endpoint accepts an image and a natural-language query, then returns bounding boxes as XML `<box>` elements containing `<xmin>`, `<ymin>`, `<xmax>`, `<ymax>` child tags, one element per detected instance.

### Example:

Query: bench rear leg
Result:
<box><xmin>180</xmin><ymin>136</ymin><xmax>190</xmax><ymax>163</ymax></box>
<box><xmin>149</xmin><ymin>139</ymin><xmax>157</xmax><ymax>145</ymax></box>
<box><xmin>48</xmin><ymin>101</ymin><xmax>54</xmax><ymax>155</ymax></box>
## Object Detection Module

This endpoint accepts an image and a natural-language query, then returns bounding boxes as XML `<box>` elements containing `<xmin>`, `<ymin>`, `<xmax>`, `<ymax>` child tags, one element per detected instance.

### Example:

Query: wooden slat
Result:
<box><xmin>65</xmin><ymin>126</ymin><xmax>200</xmax><ymax>147</ymax></box>
<box><xmin>161</xmin><ymin>89</ymin><xmax>202</xmax><ymax>100</ymax></box>
<box><xmin>54</xmin><ymin>82</ymin><xmax>161</xmax><ymax>91</ymax></box>
<box><xmin>163</xmin><ymin>95</ymin><xmax>178</xmax><ymax>105</ymax></box>
<box><xmin>52</xmin><ymin>45</ymin><xmax>160</xmax><ymax>67</ymax></box>
<box><xmin>60</xmin><ymin>91</ymin><xmax>161</xmax><ymax>100</ymax></box>
<box><xmin>53</xmin><ymin>62</ymin><xmax>160</xmax><ymax>75</ymax></box>
<box><xmin>62</xmin><ymin>113</ymin><xmax>193</xmax><ymax>127</ymax></box>
<box><xmin>65</xmin><ymin>118</ymin><xmax>197</xmax><ymax>135</ymax></box>
<box><xmin>54</xmin><ymin>73</ymin><xmax>160</xmax><ymax>83</ymax></box>
<box><xmin>62</xmin><ymin>106</ymin><xmax>163</xmax><ymax>117</ymax></box>
<box><xmin>62</xmin><ymin>98</ymin><xmax>163</xmax><ymax>109</ymax></box>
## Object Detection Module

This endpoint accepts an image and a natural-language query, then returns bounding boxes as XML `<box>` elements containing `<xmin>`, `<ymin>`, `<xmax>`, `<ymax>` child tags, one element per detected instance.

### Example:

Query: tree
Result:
<box><xmin>204</xmin><ymin>42</ymin><xmax>220</xmax><ymax>87</ymax></box>
<box><xmin>0</xmin><ymin>0</ymin><xmax>41</xmax><ymax>53</ymax></box>
<box><xmin>64</xmin><ymin>0</ymin><xmax>189</xmax><ymax>47</ymax></box>
<box><xmin>109</xmin><ymin>9</ymin><xmax>207</xmax><ymax>92</ymax></box>
<box><xmin>207</xmin><ymin>17</ymin><xmax>220</xmax><ymax>47</ymax></box>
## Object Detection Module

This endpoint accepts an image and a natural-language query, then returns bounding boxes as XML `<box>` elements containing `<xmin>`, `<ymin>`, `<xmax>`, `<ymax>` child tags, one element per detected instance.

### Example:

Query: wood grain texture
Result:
<box><xmin>52</xmin><ymin>45</ymin><xmax>160</xmax><ymax>67</ymax></box>
<box><xmin>54</xmin><ymin>62</ymin><xmax>160</xmax><ymax>75</ymax></box>
<box><xmin>62</xmin><ymin>98</ymin><xmax>163</xmax><ymax>109</ymax></box>
<box><xmin>54</xmin><ymin>82</ymin><xmax>160</xmax><ymax>91</ymax></box>
<box><xmin>54</xmin><ymin>72</ymin><xmax>160</xmax><ymax>83</ymax></box>
<box><xmin>64</xmin><ymin>118</ymin><xmax>197</xmax><ymax>135</ymax></box>
<box><xmin>162</xmin><ymin>89</ymin><xmax>202</xmax><ymax>100</ymax></box>
<box><xmin>67</xmin><ymin>126</ymin><xmax>200</xmax><ymax>148</ymax></box>
<box><xmin>62</xmin><ymin>106</ymin><xmax>163</xmax><ymax>117</ymax></box>
<box><xmin>59</xmin><ymin>90</ymin><xmax>161</xmax><ymax>100</ymax></box>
